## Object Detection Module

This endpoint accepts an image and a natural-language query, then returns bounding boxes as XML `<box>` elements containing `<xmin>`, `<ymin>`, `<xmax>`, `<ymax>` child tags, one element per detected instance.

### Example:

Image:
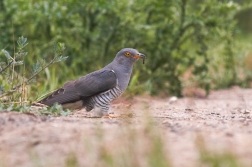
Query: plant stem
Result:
<box><xmin>0</xmin><ymin>60</ymin><xmax>13</xmax><ymax>74</ymax></box>
<box><xmin>11</xmin><ymin>21</ymin><xmax>16</xmax><ymax>90</ymax></box>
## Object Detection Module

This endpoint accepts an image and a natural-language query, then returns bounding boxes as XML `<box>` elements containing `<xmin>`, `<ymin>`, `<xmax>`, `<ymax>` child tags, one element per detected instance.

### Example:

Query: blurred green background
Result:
<box><xmin>0</xmin><ymin>0</ymin><xmax>252</xmax><ymax>100</ymax></box>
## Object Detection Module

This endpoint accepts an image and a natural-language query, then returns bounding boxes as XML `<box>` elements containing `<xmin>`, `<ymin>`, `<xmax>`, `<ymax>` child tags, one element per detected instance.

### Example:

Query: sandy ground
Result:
<box><xmin>0</xmin><ymin>86</ymin><xmax>252</xmax><ymax>167</ymax></box>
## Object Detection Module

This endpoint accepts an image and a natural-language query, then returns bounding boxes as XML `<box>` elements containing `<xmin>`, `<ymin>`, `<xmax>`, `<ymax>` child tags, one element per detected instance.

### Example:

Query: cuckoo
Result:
<box><xmin>37</xmin><ymin>48</ymin><xmax>146</xmax><ymax>117</ymax></box>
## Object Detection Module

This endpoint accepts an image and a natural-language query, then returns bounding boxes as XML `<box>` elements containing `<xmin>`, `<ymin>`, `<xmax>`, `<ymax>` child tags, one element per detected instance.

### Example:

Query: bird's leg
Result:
<box><xmin>90</xmin><ymin>106</ymin><xmax>104</xmax><ymax>118</ymax></box>
<box><xmin>91</xmin><ymin>106</ymin><xmax>113</xmax><ymax>118</ymax></box>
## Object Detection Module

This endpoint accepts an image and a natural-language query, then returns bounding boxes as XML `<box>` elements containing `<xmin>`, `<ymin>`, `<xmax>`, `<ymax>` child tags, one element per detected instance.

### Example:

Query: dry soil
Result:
<box><xmin>0</xmin><ymin>86</ymin><xmax>252</xmax><ymax>167</ymax></box>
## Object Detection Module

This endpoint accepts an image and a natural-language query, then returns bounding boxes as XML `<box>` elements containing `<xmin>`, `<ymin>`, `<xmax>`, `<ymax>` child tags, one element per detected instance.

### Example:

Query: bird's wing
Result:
<box><xmin>39</xmin><ymin>69</ymin><xmax>117</xmax><ymax>106</ymax></box>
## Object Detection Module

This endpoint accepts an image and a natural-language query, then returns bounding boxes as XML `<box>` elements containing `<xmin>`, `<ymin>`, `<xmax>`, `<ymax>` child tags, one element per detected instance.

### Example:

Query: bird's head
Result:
<box><xmin>115</xmin><ymin>48</ymin><xmax>146</xmax><ymax>65</ymax></box>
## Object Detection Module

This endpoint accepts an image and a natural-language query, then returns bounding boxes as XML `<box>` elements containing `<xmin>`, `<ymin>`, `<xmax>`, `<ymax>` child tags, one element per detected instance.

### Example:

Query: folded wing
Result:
<box><xmin>39</xmin><ymin>69</ymin><xmax>117</xmax><ymax>106</ymax></box>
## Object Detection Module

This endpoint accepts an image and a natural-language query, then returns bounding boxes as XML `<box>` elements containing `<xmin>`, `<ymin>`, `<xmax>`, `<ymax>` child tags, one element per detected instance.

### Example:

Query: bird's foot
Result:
<box><xmin>85</xmin><ymin>113</ymin><xmax>120</xmax><ymax>119</ymax></box>
<box><xmin>102</xmin><ymin>114</ymin><xmax>121</xmax><ymax>119</ymax></box>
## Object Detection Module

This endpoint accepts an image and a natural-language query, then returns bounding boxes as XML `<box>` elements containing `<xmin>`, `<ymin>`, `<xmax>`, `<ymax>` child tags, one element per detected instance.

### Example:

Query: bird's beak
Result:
<box><xmin>139</xmin><ymin>53</ymin><xmax>146</xmax><ymax>64</ymax></box>
<box><xmin>133</xmin><ymin>53</ymin><xmax>146</xmax><ymax>64</ymax></box>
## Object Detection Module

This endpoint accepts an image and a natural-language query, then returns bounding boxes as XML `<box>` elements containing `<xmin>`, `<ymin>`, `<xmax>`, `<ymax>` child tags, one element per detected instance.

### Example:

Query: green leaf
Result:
<box><xmin>37</xmin><ymin>58</ymin><xmax>46</xmax><ymax>67</ymax></box>
<box><xmin>53</xmin><ymin>42</ymin><xmax>66</xmax><ymax>56</ymax></box>
<box><xmin>60</xmin><ymin>109</ymin><xmax>72</xmax><ymax>116</ymax></box>
<box><xmin>53</xmin><ymin>56</ymin><xmax>68</xmax><ymax>63</ymax></box>
<box><xmin>16</xmin><ymin>50</ymin><xmax>28</xmax><ymax>58</ymax></box>
<box><xmin>17</xmin><ymin>36</ymin><xmax>28</xmax><ymax>49</ymax></box>
<box><xmin>13</xmin><ymin>61</ymin><xmax>23</xmax><ymax>66</ymax></box>
<box><xmin>32</xmin><ymin>62</ymin><xmax>42</xmax><ymax>75</ymax></box>
<box><xmin>0</xmin><ymin>62</ymin><xmax>6</xmax><ymax>70</ymax></box>
<box><xmin>7</xmin><ymin>104</ymin><xmax>13</xmax><ymax>111</ymax></box>
<box><xmin>0</xmin><ymin>85</ymin><xmax>4</xmax><ymax>95</ymax></box>
<box><xmin>27</xmin><ymin>78</ymin><xmax>36</xmax><ymax>85</ymax></box>
<box><xmin>47</xmin><ymin>103</ymin><xmax>72</xmax><ymax>116</ymax></box>
<box><xmin>1</xmin><ymin>49</ymin><xmax>13</xmax><ymax>61</ymax></box>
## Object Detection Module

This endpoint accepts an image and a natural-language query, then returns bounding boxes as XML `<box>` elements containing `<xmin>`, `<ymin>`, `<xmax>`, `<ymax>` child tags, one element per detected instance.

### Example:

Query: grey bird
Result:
<box><xmin>38</xmin><ymin>48</ymin><xmax>146</xmax><ymax>117</ymax></box>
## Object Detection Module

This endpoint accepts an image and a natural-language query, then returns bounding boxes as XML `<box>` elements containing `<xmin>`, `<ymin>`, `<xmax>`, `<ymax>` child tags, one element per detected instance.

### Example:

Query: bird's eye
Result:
<box><xmin>125</xmin><ymin>52</ymin><xmax>131</xmax><ymax>57</ymax></box>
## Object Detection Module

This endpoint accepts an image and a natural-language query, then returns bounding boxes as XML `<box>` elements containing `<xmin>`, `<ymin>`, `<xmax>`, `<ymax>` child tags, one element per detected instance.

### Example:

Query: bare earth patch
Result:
<box><xmin>0</xmin><ymin>86</ymin><xmax>252</xmax><ymax>167</ymax></box>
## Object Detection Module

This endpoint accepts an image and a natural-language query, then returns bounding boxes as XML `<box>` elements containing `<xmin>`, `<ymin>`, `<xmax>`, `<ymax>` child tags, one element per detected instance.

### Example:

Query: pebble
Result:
<box><xmin>169</xmin><ymin>96</ymin><xmax>178</xmax><ymax>104</ymax></box>
<box><xmin>225</xmin><ymin>132</ymin><xmax>233</xmax><ymax>137</ymax></box>
<box><xmin>185</xmin><ymin>108</ymin><xmax>193</xmax><ymax>111</ymax></box>
<box><xmin>244</xmin><ymin>110</ymin><xmax>250</xmax><ymax>114</ymax></box>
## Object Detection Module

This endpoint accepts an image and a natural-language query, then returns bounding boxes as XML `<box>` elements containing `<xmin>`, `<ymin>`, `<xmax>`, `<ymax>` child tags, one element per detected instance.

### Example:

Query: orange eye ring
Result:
<box><xmin>125</xmin><ymin>52</ymin><xmax>131</xmax><ymax>57</ymax></box>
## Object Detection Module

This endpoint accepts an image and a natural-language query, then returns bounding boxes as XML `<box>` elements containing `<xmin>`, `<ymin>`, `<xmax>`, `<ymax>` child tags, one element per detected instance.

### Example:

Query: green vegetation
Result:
<box><xmin>196</xmin><ymin>136</ymin><xmax>245</xmax><ymax>167</ymax></box>
<box><xmin>0</xmin><ymin>1</ymin><xmax>250</xmax><ymax>165</ymax></box>
<box><xmin>0</xmin><ymin>36</ymin><xmax>70</xmax><ymax>114</ymax></box>
<box><xmin>0</xmin><ymin>0</ymin><xmax>252</xmax><ymax>104</ymax></box>
<box><xmin>65</xmin><ymin>153</ymin><xmax>79</xmax><ymax>167</ymax></box>
<box><xmin>0</xmin><ymin>36</ymin><xmax>67</xmax><ymax>101</ymax></box>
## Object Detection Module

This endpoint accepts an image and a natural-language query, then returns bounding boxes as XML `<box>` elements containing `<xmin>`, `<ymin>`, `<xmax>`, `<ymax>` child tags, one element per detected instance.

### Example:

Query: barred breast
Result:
<box><xmin>85</xmin><ymin>86</ymin><xmax>123</xmax><ymax>112</ymax></box>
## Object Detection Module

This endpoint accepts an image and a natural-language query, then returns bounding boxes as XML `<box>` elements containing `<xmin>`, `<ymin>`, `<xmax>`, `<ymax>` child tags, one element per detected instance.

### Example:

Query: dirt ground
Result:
<box><xmin>1</xmin><ymin>86</ymin><xmax>252</xmax><ymax>167</ymax></box>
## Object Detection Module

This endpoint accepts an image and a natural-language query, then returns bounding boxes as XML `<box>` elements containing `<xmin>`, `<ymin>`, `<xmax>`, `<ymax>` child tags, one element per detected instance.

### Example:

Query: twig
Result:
<box><xmin>0</xmin><ymin>60</ymin><xmax>14</xmax><ymax>74</ymax></box>
<box><xmin>0</xmin><ymin>89</ymin><xmax>18</xmax><ymax>98</ymax></box>
<box><xmin>2</xmin><ymin>101</ymin><xmax>29</xmax><ymax>104</ymax></box>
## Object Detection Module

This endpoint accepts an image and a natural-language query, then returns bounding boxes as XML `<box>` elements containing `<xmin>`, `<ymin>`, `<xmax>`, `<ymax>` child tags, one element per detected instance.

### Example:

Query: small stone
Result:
<box><xmin>244</xmin><ymin>110</ymin><xmax>250</xmax><ymax>114</ymax></box>
<box><xmin>225</xmin><ymin>132</ymin><xmax>233</xmax><ymax>137</ymax></box>
<box><xmin>40</xmin><ymin>116</ymin><xmax>48</xmax><ymax>122</ymax></box>
<box><xmin>8</xmin><ymin>117</ymin><xmax>15</xmax><ymax>122</ymax></box>
<box><xmin>169</xmin><ymin>96</ymin><xmax>178</xmax><ymax>104</ymax></box>
<box><xmin>239</xmin><ymin>118</ymin><xmax>246</xmax><ymax>122</ymax></box>
<box><xmin>185</xmin><ymin>108</ymin><xmax>193</xmax><ymax>111</ymax></box>
<box><xmin>0</xmin><ymin>118</ymin><xmax>5</xmax><ymax>125</ymax></box>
